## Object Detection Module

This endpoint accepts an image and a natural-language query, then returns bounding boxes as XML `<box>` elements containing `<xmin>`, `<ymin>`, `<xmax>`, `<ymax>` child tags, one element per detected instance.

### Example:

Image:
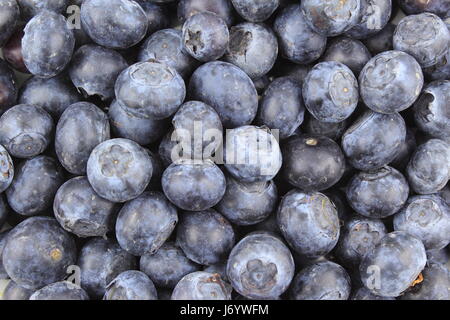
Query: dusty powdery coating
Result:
<box><xmin>0</xmin><ymin>0</ymin><xmax>20</xmax><ymax>47</ymax></box>
<box><xmin>345</xmin><ymin>0</ymin><xmax>392</xmax><ymax>39</ymax></box>
<box><xmin>0</xmin><ymin>145</ymin><xmax>13</xmax><ymax>193</ymax></box>
<box><xmin>135</xmin><ymin>0</ymin><xmax>170</xmax><ymax>36</ymax></box>
<box><xmin>231</xmin><ymin>0</ymin><xmax>279</xmax><ymax>22</ymax></box>
<box><xmin>17</xmin><ymin>0</ymin><xmax>69</xmax><ymax>18</ymax></box>
<box><xmin>0</xmin><ymin>231</ymin><xmax>9</xmax><ymax>279</ymax></box>
<box><xmin>172</xmin><ymin>271</ymin><xmax>232</xmax><ymax>300</ymax></box>
<box><xmin>0</xmin><ymin>59</ymin><xmax>17</xmax><ymax>115</ymax></box>
<box><xmin>104</xmin><ymin>270</ymin><xmax>157</xmax><ymax>300</ymax></box>
<box><xmin>351</xmin><ymin>286</ymin><xmax>395</xmax><ymax>300</ymax></box>
<box><xmin>177</xmin><ymin>0</ymin><xmax>235</xmax><ymax>27</ymax></box>
<box><xmin>398</xmin><ymin>0</ymin><xmax>450</xmax><ymax>18</ymax></box>
<box><xmin>401</xmin><ymin>263</ymin><xmax>450</xmax><ymax>300</ymax></box>
<box><xmin>30</xmin><ymin>281</ymin><xmax>89</xmax><ymax>300</ymax></box>
<box><xmin>363</xmin><ymin>22</ymin><xmax>395</xmax><ymax>55</ymax></box>
<box><xmin>2</xmin><ymin>281</ymin><xmax>34</xmax><ymax>300</ymax></box>
<box><xmin>423</xmin><ymin>50</ymin><xmax>450</xmax><ymax>81</ymax></box>
<box><xmin>304</xmin><ymin>116</ymin><xmax>348</xmax><ymax>141</ymax></box>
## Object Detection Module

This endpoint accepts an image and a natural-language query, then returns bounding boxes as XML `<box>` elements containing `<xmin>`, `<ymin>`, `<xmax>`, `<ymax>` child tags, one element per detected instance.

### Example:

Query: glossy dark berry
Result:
<box><xmin>0</xmin><ymin>59</ymin><xmax>17</xmax><ymax>115</ymax></box>
<box><xmin>135</xmin><ymin>0</ymin><xmax>169</xmax><ymax>36</ymax></box>
<box><xmin>17</xmin><ymin>0</ymin><xmax>69</xmax><ymax>19</ymax></box>
<box><xmin>363</xmin><ymin>22</ymin><xmax>395</xmax><ymax>55</ymax></box>
<box><xmin>398</xmin><ymin>0</ymin><xmax>450</xmax><ymax>18</ymax></box>
<box><xmin>0</xmin><ymin>0</ymin><xmax>20</xmax><ymax>47</ymax></box>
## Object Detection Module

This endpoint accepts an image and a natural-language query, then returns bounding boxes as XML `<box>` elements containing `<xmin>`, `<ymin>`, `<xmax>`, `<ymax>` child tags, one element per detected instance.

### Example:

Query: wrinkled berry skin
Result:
<box><xmin>81</xmin><ymin>0</ymin><xmax>148</xmax><ymax>49</ymax></box>
<box><xmin>177</xmin><ymin>0</ymin><xmax>235</xmax><ymax>27</ymax></box>
<box><xmin>140</xmin><ymin>242</ymin><xmax>200</xmax><ymax>288</ymax></box>
<box><xmin>227</xmin><ymin>232</ymin><xmax>294</xmax><ymax>299</ymax></box>
<box><xmin>216</xmin><ymin>175</ymin><xmax>278</xmax><ymax>226</ymax></box>
<box><xmin>22</xmin><ymin>11</ymin><xmax>75</xmax><ymax>78</ymax></box>
<box><xmin>341</xmin><ymin>111</ymin><xmax>406</xmax><ymax>171</ymax></box>
<box><xmin>30</xmin><ymin>281</ymin><xmax>89</xmax><ymax>300</ymax></box>
<box><xmin>182</xmin><ymin>12</ymin><xmax>229</xmax><ymax>62</ymax></box>
<box><xmin>69</xmin><ymin>45</ymin><xmax>128</xmax><ymax>101</ymax></box>
<box><xmin>162</xmin><ymin>159</ymin><xmax>226</xmax><ymax>211</ymax></box>
<box><xmin>53</xmin><ymin>176</ymin><xmax>118</xmax><ymax>238</ymax></box>
<box><xmin>3</xmin><ymin>216</ymin><xmax>76</xmax><ymax>290</ymax></box>
<box><xmin>135</xmin><ymin>0</ymin><xmax>169</xmax><ymax>36</ymax></box>
<box><xmin>282</xmin><ymin>135</ymin><xmax>345</xmax><ymax>191</ymax></box>
<box><xmin>345</xmin><ymin>0</ymin><xmax>392</xmax><ymax>39</ymax></box>
<box><xmin>189</xmin><ymin>61</ymin><xmax>258</xmax><ymax>128</ymax></box>
<box><xmin>401</xmin><ymin>263</ymin><xmax>450</xmax><ymax>300</ymax></box>
<box><xmin>0</xmin><ymin>0</ymin><xmax>20</xmax><ymax>47</ymax></box>
<box><xmin>115</xmin><ymin>61</ymin><xmax>186</xmax><ymax>120</ymax></box>
<box><xmin>304</xmin><ymin>116</ymin><xmax>348</xmax><ymax>141</ymax></box>
<box><xmin>19</xmin><ymin>75</ymin><xmax>81</xmax><ymax>118</ymax></box>
<box><xmin>398</xmin><ymin>0</ymin><xmax>450</xmax><ymax>18</ymax></box>
<box><xmin>301</xmin><ymin>0</ymin><xmax>362</xmax><ymax>36</ymax></box>
<box><xmin>413</xmin><ymin>81</ymin><xmax>450</xmax><ymax>139</ymax></box>
<box><xmin>172</xmin><ymin>271</ymin><xmax>232</xmax><ymax>300</ymax></box>
<box><xmin>176</xmin><ymin>209</ymin><xmax>235</xmax><ymax>265</ymax></box>
<box><xmin>273</xmin><ymin>5</ymin><xmax>327</xmax><ymax>65</ymax></box>
<box><xmin>423</xmin><ymin>49</ymin><xmax>450</xmax><ymax>81</ymax></box>
<box><xmin>290</xmin><ymin>261</ymin><xmax>351</xmax><ymax>300</ymax></box>
<box><xmin>0</xmin><ymin>145</ymin><xmax>13</xmax><ymax>193</ymax></box>
<box><xmin>116</xmin><ymin>191</ymin><xmax>178</xmax><ymax>256</ymax></box>
<box><xmin>78</xmin><ymin>238</ymin><xmax>136</xmax><ymax>299</ymax></box>
<box><xmin>224</xmin><ymin>23</ymin><xmax>277</xmax><ymax>79</ymax></box>
<box><xmin>346</xmin><ymin>166</ymin><xmax>409</xmax><ymax>218</ymax></box>
<box><xmin>363</xmin><ymin>22</ymin><xmax>395</xmax><ymax>55</ymax></box>
<box><xmin>406</xmin><ymin>139</ymin><xmax>450</xmax><ymax>194</ymax></box>
<box><xmin>360</xmin><ymin>231</ymin><xmax>427</xmax><ymax>297</ymax></box>
<box><xmin>0</xmin><ymin>59</ymin><xmax>17</xmax><ymax>115</ymax></box>
<box><xmin>3</xmin><ymin>281</ymin><xmax>35</xmax><ymax>300</ymax></box>
<box><xmin>17</xmin><ymin>0</ymin><xmax>68</xmax><ymax>19</ymax></box>
<box><xmin>6</xmin><ymin>156</ymin><xmax>65</xmax><ymax>216</ymax></box>
<box><xmin>231</xmin><ymin>0</ymin><xmax>278</xmax><ymax>22</ymax></box>
<box><xmin>87</xmin><ymin>138</ymin><xmax>153</xmax><ymax>203</ymax></box>
<box><xmin>277</xmin><ymin>190</ymin><xmax>340</xmax><ymax>258</ymax></box>
<box><xmin>394</xmin><ymin>194</ymin><xmax>450</xmax><ymax>250</ymax></box>
<box><xmin>104</xmin><ymin>270</ymin><xmax>157</xmax><ymax>300</ymax></box>
<box><xmin>351</xmin><ymin>286</ymin><xmax>395</xmax><ymax>300</ymax></box>
<box><xmin>303</xmin><ymin>62</ymin><xmax>359</xmax><ymax>123</ymax></box>
<box><xmin>359</xmin><ymin>50</ymin><xmax>424</xmax><ymax>114</ymax></box>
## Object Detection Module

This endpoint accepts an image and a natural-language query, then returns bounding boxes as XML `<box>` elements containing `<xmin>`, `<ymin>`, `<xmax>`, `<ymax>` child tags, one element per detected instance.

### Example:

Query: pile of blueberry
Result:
<box><xmin>0</xmin><ymin>0</ymin><xmax>448</xmax><ymax>301</ymax></box>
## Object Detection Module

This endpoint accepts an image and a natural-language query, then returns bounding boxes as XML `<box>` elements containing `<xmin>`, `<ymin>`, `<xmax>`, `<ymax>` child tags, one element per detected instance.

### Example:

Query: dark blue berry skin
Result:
<box><xmin>2</xmin><ymin>216</ymin><xmax>77</xmax><ymax>290</ymax></box>
<box><xmin>0</xmin><ymin>59</ymin><xmax>17</xmax><ymax>115</ymax></box>
<box><xmin>78</xmin><ymin>237</ymin><xmax>136</xmax><ymax>299</ymax></box>
<box><xmin>172</xmin><ymin>271</ymin><xmax>232</xmax><ymax>300</ymax></box>
<box><xmin>224</xmin><ymin>23</ymin><xmax>277</xmax><ymax>80</ymax></box>
<box><xmin>162</xmin><ymin>159</ymin><xmax>226</xmax><ymax>211</ymax></box>
<box><xmin>0</xmin><ymin>145</ymin><xmax>13</xmax><ymax>193</ymax></box>
<box><xmin>303</xmin><ymin>62</ymin><xmax>359</xmax><ymax>123</ymax></box>
<box><xmin>301</xmin><ymin>0</ymin><xmax>362</xmax><ymax>37</ymax></box>
<box><xmin>56</xmin><ymin>102</ymin><xmax>110</xmax><ymax>175</ymax></box>
<box><xmin>203</xmin><ymin>263</ymin><xmax>228</xmax><ymax>282</ymax></box>
<box><xmin>134</xmin><ymin>1</ymin><xmax>169</xmax><ymax>36</ymax></box>
<box><xmin>145</xmin><ymin>149</ymin><xmax>164</xmax><ymax>190</ymax></box>
<box><xmin>158</xmin><ymin>128</ymin><xmax>179</xmax><ymax>167</ymax></box>
<box><xmin>257</xmin><ymin>77</ymin><xmax>305</xmax><ymax>140</ymax></box>
<box><xmin>17</xmin><ymin>0</ymin><xmax>69</xmax><ymax>19</ymax></box>
<box><xmin>6</xmin><ymin>156</ymin><xmax>65</xmax><ymax>216</ymax></box>
<box><xmin>0</xmin><ymin>231</ymin><xmax>10</xmax><ymax>278</ymax></box>
<box><xmin>351</xmin><ymin>286</ymin><xmax>395</xmax><ymax>300</ymax></box>
<box><xmin>394</xmin><ymin>194</ymin><xmax>450</xmax><ymax>250</ymax></box>
<box><xmin>177</xmin><ymin>0</ymin><xmax>235</xmax><ymax>27</ymax></box>
<box><xmin>53</xmin><ymin>176</ymin><xmax>118</xmax><ymax>238</ymax></box>
<box><xmin>2</xmin><ymin>281</ymin><xmax>35</xmax><ymax>300</ymax></box>
<box><xmin>440</xmin><ymin>184</ymin><xmax>450</xmax><ymax>205</ymax></box>
<box><xmin>69</xmin><ymin>45</ymin><xmax>128</xmax><ymax>101</ymax></box>
<box><xmin>231</xmin><ymin>0</ymin><xmax>278</xmax><ymax>22</ymax></box>
<box><xmin>273</xmin><ymin>4</ymin><xmax>327</xmax><ymax>65</ymax></box>
<box><xmin>423</xmin><ymin>50</ymin><xmax>450</xmax><ymax>81</ymax></box>
<box><xmin>0</xmin><ymin>104</ymin><xmax>54</xmax><ymax>159</ymax></box>
<box><xmin>290</xmin><ymin>261</ymin><xmax>351</xmax><ymax>300</ymax></box>
<box><xmin>360</xmin><ymin>231</ymin><xmax>427</xmax><ymax>297</ymax></box>
<box><xmin>3</xmin><ymin>27</ymin><xmax>30</xmax><ymax>73</ymax></box>
<box><xmin>359</xmin><ymin>50</ymin><xmax>424</xmax><ymax>114</ymax></box>
<box><xmin>22</xmin><ymin>11</ymin><xmax>75</xmax><ymax>78</ymax></box>
<box><xmin>304</xmin><ymin>116</ymin><xmax>348</xmax><ymax>141</ymax></box>
<box><xmin>277</xmin><ymin>190</ymin><xmax>340</xmax><ymax>259</ymax></box>
<box><xmin>346</xmin><ymin>166</ymin><xmax>409</xmax><ymax>219</ymax></box>
<box><xmin>116</xmin><ymin>191</ymin><xmax>178</xmax><ymax>256</ymax></box>
<box><xmin>115</xmin><ymin>61</ymin><xmax>186</xmax><ymax>120</ymax></box>
<box><xmin>345</xmin><ymin>0</ymin><xmax>392</xmax><ymax>39</ymax></box>
<box><xmin>363</xmin><ymin>22</ymin><xmax>395</xmax><ymax>55</ymax></box>
<box><xmin>226</xmin><ymin>232</ymin><xmax>294</xmax><ymax>299</ymax></box>
<box><xmin>19</xmin><ymin>75</ymin><xmax>82</xmax><ymax>118</ymax></box>
<box><xmin>108</xmin><ymin>99</ymin><xmax>167</xmax><ymax>146</ymax></box>
<box><xmin>341</xmin><ymin>111</ymin><xmax>407</xmax><ymax>171</ymax></box>
<box><xmin>401</xmin><ymin>263</ymin><xmax>450</xmax><ymax>300</ymax></box>
<box><xmin>398</xmin><ymin>0</ymin><xmax>450</xmax><ymax>18</ymax></box>
<box><xmin>30</xmin><ymin>281</ymin><xmax>90</xmax><ymax>300</ymax></box>
<box><xmin>406</xmin><ymin>139</ymin><xmax>450</xmax><ymax>194</ymax></box>
<box><xmin>282</xmin><ymin>135</ymin><xmax>345</xmax><ymax>192</ymax></box>
<box><xmin>81</xmin><ymin>0</ymin><xmax>148</xmax><ymax>49</ymax></box>
<box><xmin>104</xmin><ymin>270</ymin><xmax>157</xmax><ymax>300</ymax></box>
<box><xmin>0</xmin><ymin>0</ymin><xmax>20</xmax><ymax>47</ymax></box>
<box><xmin>321</xmin><ymin>37</ymin><xmax>372</xmax><ymax>76</ymax></box>
<box><xmin>188</xmin><ymin>61</ymin><xmax>258</xmax><ymax>128</ymax></box>
<box><xmin>216</xmin><ymin>175</ymin><xmax>278</xmax><ymax>226</ymax></box>
<box><xmin>413</xmin><ymin>80</ymin><xmax>450</xmax><ymax>140</ymax></box>
<box><xmin>390</xmin><ymin>128</ymin><xmax>417</xmax><ymax>171</ymax></box>
<box><xmin>176</xmin><ymin>209</ymin><xmax>235</xmax><ymax>265</ymax></box>
<box><xmin>138</xmin><ymin>29</ymin><xmax>198</xmax><ymax>79</ymax></box>
<box><xmin>140</xmin><ymin>242</ymin><xmax>200</xmax><ymax>288</ymax></box>
<box><xmin>87</xmin><ymin>138</ymin><xmax>153</xmax><ymax>203</ymax></box>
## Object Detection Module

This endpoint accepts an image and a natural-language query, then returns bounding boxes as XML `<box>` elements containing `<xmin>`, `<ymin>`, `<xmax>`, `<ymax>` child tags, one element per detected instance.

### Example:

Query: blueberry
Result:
<box><xmin>17</xmin><ymin>0</ymin><xmax>69</xmax><ymax>19</ymax></box>
<box><xmin>401</xmin><ymin>263</ymin><xmax>450</xmax><ymax>300</ymax></box>
<box><xmin>203</xmin><ymin>263</ymin><xmax>228</xmax><ymax>282</ymax></box>
<box><xmin>345</xmin><ymin>0</ymin><xmax>392</xmax><ymax>39</ymax></box>
<box><xmin>277</xmin><ymin>190</ymin><xmax>340</xmax><ymax>258</ymax></box>
<box><xmin>360</xmin><ymin>231</ymin><xmax>427</xmax><ymax>297</ymax></box>
<box><xmin>440</xmin><ymin>184</ymin><xmax>450</xmax><ymax>205</ymax></box>
<box><xmin>188</xmin><ymin>61</ymin><xmax>258</xmax><ymax>128</ymax></box>
<box><xmin>230</xmin><ymin>0</ymin><xmax>279</xmax><ymax>22</ymax></box>
<box><xmin>226</xmin><ymin>232</ymin><xmax>294</xmax><ymax>299</ymax></box>
<box><xmin>351</xmin><ymin>286</ymin><xmax>395</xmax><ymax>300</ymax></box>
<box><xmin>78</xmin><ymin>237</ymin><xmax>136</xmax><ymax>299</ymax></box>
<box><xmin>2</xmin><ymin>280</ymin><xmax>35</xmax><ymax>300</ymax></box>
<box><xmin>341</xmin><ymin>110</ymin><xmax>407</xmax><ymax>171</ymax></box>
<box><xmin>115</xmin><ymin>61</ymin><xmax>186</xmax><ymax>120</ymax></box>
<box><xmin>273</xmin><ymin>4</ymin><xmax>327</xmax><ymax>65</ymax></box>
<box><xmin>177</xmin><ymin>0</ymin><xmax>235</xmax><ymax>27</ymax></box>
<box><xmin>69</xmin><ymin>44</ymin><xmax>129</xmax><ymax>101</ymax></box>
<box><xmin>0</xmin><ymin>231</ymin><xmax>10</xmax><ymax>278</ymax></box>
<box><xmin>176</xmin><ymin>209</ymin><xmax>235</xmax><ymax>265</ymax></box>
<box><xmin>182</xmin><ymin>12</ymin><xmax>229</xmax><ymax>62</ymax></box>
<box><xmin>87</xmin><ymin>138</ymin><xmax>153</xmax><ymax>203</ymax></box>
<box><xmin>158</xmin><ymin>128</ymin><xmax>180</xmax><ymax>167</ymax></box>
<box><xmin>2</xmin><ymin>216</ymin><xmax>76</xmax><ymax>290</ymax></box>
<box><xmin>81</xmin><ymin>0</ymin><xmax>148</xmax><ymax>49</ymax></box>
<box><xmin>303</xmin><ymin>62</ymin><xmax>359</xmax><ymax>123</ymax></box>
<box><xmin>172</xmin><ymin>271</ymin><xmax>232</xmax><ymax>300</ymax></box>
<box><xmin>0</xmin><ymin>59</ymin><xmax>17</xmax><ymax>115</ymax></box>
<box><xmin>145</xmin><ymin>149</ymin><xmax>164</xmax><ymax>190</ymax></box>
<box><xmin>134</xmin><ymin>0</ymin><xmax>169</xmax><ymax>36</ymax></box>
<box><xmin>398</xmin><ymin>0</ymin><xmax>450</xmax><ymax>18</ymax></box>
<box><xmin>22</xmin><ymin>11</ymin><xmax>75</xmax><ymax>78</ymax></box>
<box><xmin>6</xmin><ymin>156</ymin><xmax>65</xmax><ymax>216</ymax></box>
<box><xmin>304</xmin><ymin>116</ymin><xmax>348</xmax><ymax>141</ymax></box>
<box><xmin>0</xmin><ymin>145</ymin><xmax>13</xmax><ymax>192</ymax></box>
<box><xmin>252</xmin><ymin>75</ymin><xmax>271</xmax><ymax>94</ymax></box>
<box><xmin>140</xmin><ymin>242</ymin><xmax>200</xmax><ymax>288</ymax></box>
<box><xmin>362</xmin><ymin>22</ymin><xmax>395</xmax><ymax>55</ymax></box>
<box><xmin>104</xmin><ymin>270</ymin><xmax>157</xmax><ymax>300</ymax></box>
<box><xmin>423</xmin><ymin>50</ymin><xmax>450</xmax><ymax>81</ymax></box>
<box><xmin>390</xmin><ymin>127</ymin><xmax>417</xmax><ymax>170</ymax></box>
<box><xmin>0</xmin><ymin>0</ymin><xmax>20</xmax><ymax>47</ymax></box>
<box><xmin>30</xmin><ymin>281</ymin><xmax>89</xmax><ymax>300</ymax></box>
<box><xmin>162</xmin><ymin>159</ymin><xmax>226</xmax><ymax>211</ymax></box>
<box><xmin>53</xmin><ymin>176</ymin><xmax>118</xmax><ymax>238</ymax></box>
